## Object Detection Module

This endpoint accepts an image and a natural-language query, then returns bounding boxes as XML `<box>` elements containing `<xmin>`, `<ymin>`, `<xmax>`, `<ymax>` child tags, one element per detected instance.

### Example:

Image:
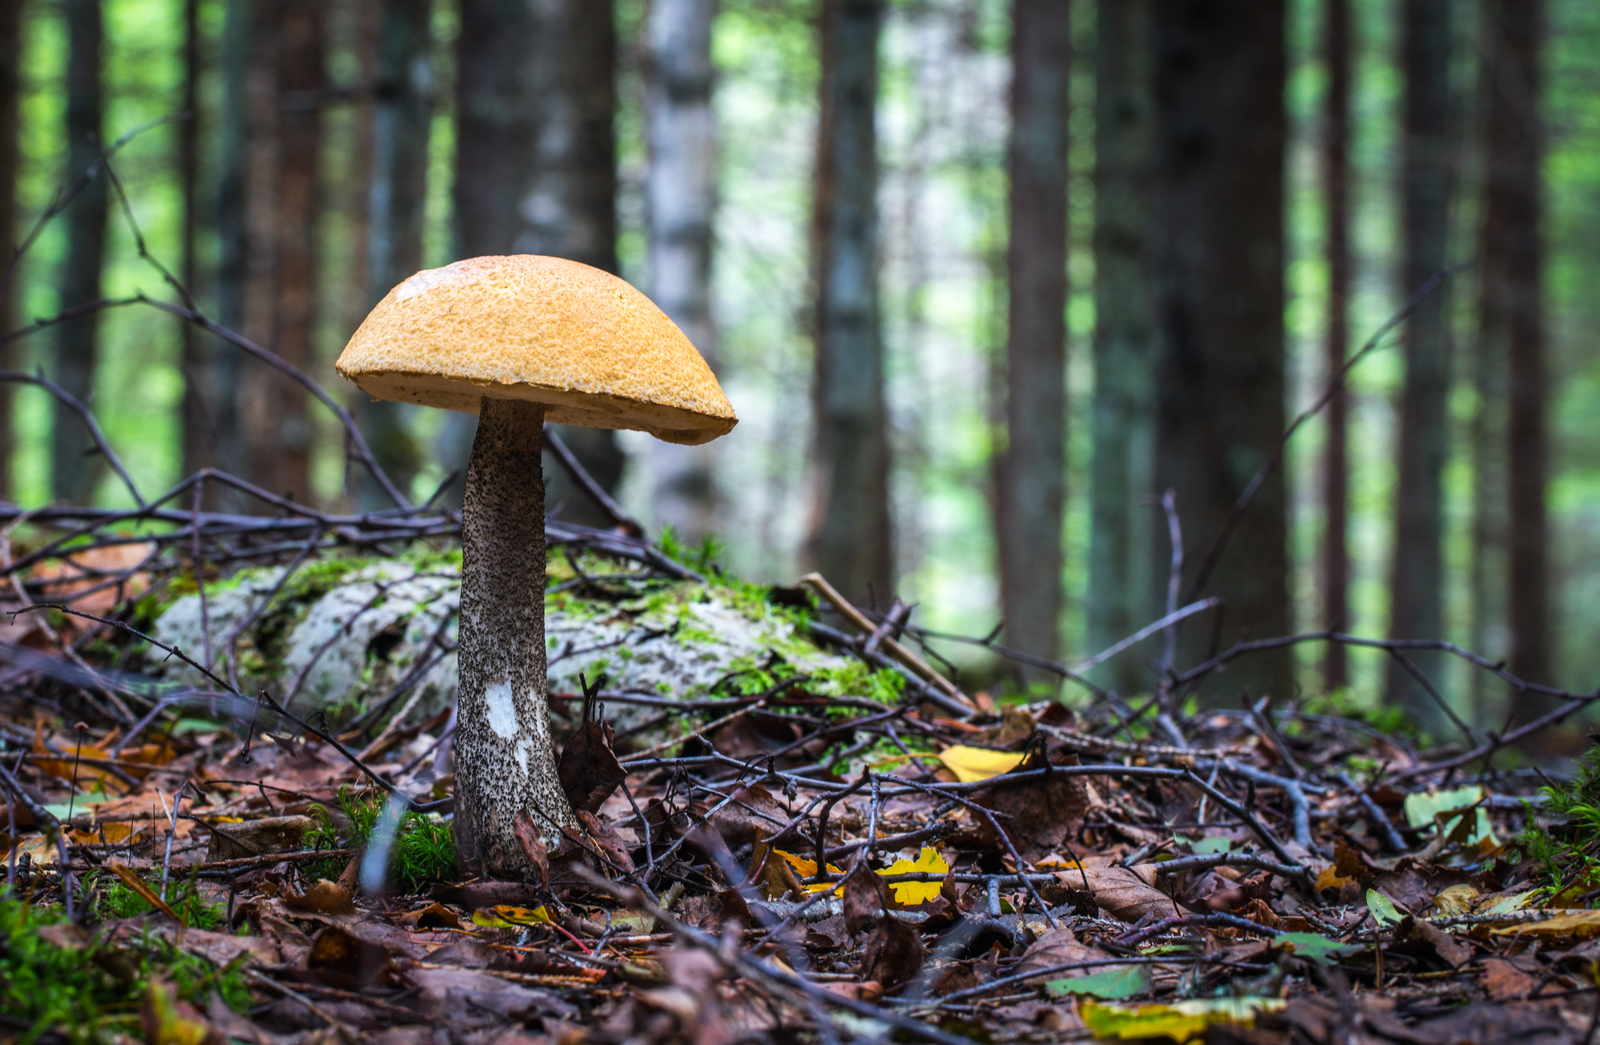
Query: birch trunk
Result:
<box><xmin>455</xmin><ymin>397</ymin><xmax>575</xmax><ymax>872</ymax></box>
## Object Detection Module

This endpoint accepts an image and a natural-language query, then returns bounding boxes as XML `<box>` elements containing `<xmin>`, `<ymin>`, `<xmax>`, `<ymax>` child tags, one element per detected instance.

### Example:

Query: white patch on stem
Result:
<box><xmin>515</xmin><ymin>737</ymin><xmax>532</xmax><ymax>778</ymax></box>
<box><xmin>485</xmin><ymin>679</ymin><xmax>519</xmax><ymax>739</ymax></box>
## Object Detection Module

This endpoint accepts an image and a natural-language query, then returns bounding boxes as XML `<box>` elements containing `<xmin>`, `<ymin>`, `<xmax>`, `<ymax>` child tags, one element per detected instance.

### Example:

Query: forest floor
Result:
<box><xmin>1</xmin><ymin>531</ymin><xmax>1597</xmax><ymax>1045</ymax></box>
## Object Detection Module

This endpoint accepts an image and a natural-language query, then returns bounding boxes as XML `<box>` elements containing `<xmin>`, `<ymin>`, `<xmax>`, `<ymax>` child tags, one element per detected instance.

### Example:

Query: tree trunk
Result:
<box><xmin>53</xmin><ymin>0</ymin><xmax>107</xmax><ymax>504</ymax></box>
<box><xmin>808</xmin><ymin>0</ymin><xmax>891</xmax><ymax>606</ymax></box>
<box><xmin>1087</xmin><ymin>0</ymin><xmax>1153</xmax><ymax>694</ymax></box>
<box><xmin>242</xmin><ymin>0</ymin><xmax>324</xmax><ymax>505</ymax></box>
<box><xmin>0</xmin><ymin>0</ymin><xmax>21</xmax><ymax>498</ymax></box>
<box><xmin>354</xmin><ymin>0</ymin><xmax>433</xmax><ymax>511</ymax></box>
<box><xmin>998</xmin><ymin>0</ymin><xmax>1070</xmax><ymax>677</ymax></box>
<box><xmin>1319</xmin><ymin>0</ymin><xmax>1350</xmax><ymax>693</ymax></box>
<box><xmin>1482</xmin><ymin>0</ymin><xmax>1549</xmax><ymax>725</ymax></box>
<box><xmin>645</xmin><ymin>0</ymin><xmax>719</xmax><ymax>547</ymax></box>
<box><xmin>1149</xmin><ymin>0</ymin><xmax>1289</xmax><ymax>699</ymax></box>
<box><xmin>212</xmin><ymin>0</ymin><xmax>254</xmax><ymax>495</ymax></box>
<box><xmin>1384</xmin><ymin>0</ymin><xmax>1454</xmax><ymax>732</ymax></box>
<box><xmin>454</xmin><ymin>397</ymin><xmax>575</xmax><ymax>870</ymax></box>
<box><xmin>448</xmin><ymin>0</ymin><xmax>621</xmax><ymax>522</ymax></box>
<box><xmin>179</xmin><ymin>0</ymin><xmax>206</xmax><ymax>479</ymax></box>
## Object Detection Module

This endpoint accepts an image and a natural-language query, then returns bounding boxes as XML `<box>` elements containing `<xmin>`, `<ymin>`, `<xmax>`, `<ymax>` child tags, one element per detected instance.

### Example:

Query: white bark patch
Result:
<box><xmin>515</xmin><ymin>737</ymin><xmax>533</xmax><ymax>777</ymax></box>
<box><xmin>484</xmin><ymin>679</ymin><xmax>519</xmax><ymax>739</ymax></box>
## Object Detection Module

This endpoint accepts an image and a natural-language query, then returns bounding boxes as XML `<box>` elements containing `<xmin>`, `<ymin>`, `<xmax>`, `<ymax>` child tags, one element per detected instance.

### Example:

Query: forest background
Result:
<box><xmin>0</xmin><ymin>0</ymin><xmax>1588</xmax><ymax>746</ymax></box>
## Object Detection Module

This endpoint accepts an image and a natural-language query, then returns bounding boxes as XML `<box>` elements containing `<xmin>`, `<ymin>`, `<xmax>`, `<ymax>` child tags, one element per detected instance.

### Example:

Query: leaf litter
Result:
<box><xmin>4</xmin><ymin>525</ymin><xmax>1600</xmax><ymax>1045</ymax></box>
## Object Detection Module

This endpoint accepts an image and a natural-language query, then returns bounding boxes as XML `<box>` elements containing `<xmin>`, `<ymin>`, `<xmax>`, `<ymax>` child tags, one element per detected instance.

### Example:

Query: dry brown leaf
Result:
<box><xmin>556</xmin><ymin>680</ymin><xmax>626</xmax><ymax>813</ymax></box>
<box><xmin>1014</xmin><ymin>927</ymin><xmax>1104</xmax><ymax>979</ymax></box>
<box><xmin>1480</xmin><ymin>957</ymin><xmax>1543</xmax><ymax>1001</ymax></box>
<box><xmin>1076</xmin><ymin>862</ymin><xmax>1174</xmax><ymax>923</ymax></box>
<box><xmin>205</xmin><ymin>815</ymin><xmax>313</xmax><ymax>861</ymax></box>
<box><xmin>282</xmin><ymin>879</ymin><xmax>357</xmax><ymax>916</ymax></box>
<box><xmin>975</xmin><ymin>766</ymin><xmax>1089</xmax><ymax>863</ymax></box>
<box><xmin>861</xmin><ymin>914</ymin><xmax>925</xmax><ymax>988</ymax></box>
<box><xmin>842</xmin><ymin>859</ymin><xmax>886</xmax><ymax>937</ymax></box>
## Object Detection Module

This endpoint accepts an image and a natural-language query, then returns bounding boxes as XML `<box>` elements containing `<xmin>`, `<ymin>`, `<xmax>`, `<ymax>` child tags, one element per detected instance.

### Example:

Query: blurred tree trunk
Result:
<box><xmin>242</xmin><ymin>0</ymin><xmax>325</xmax><ymax>504</ymax></box>
<box><xmin>808</xmin><ymin>0</ymin><xmax>890</xmax><ymax>605</ymax></box>
<box><xmin>1087</xmin><ymin>0</ymin><xmax>1153</xmax><ymax>694</ymax></box>
<box><xmin>1384</xmin><ymin>0</ymin><xmax>1454</xmax><ymax>732</ymax></box>
<box><xmin>212</xmin><ymin>0</ymin><xmax>254</xmax><ymax>493</ymax></box>
<box><xmin>53</xmin><ymin>0</ymin><xmax>107</xmax><ymax>504</ymax></box>
<box><xmin>1149</xmin><ymin>0</ymin><xmax>1289</xmax><ymax>699</ymax></box>
<box><xmin>1320</xmin><ymin>0</ymin><xmax>1350</xmax><ymax>693</ymax></box>
<box><xmin>0</xmin><ymin>0</ymin><xmax>21</xmax><ymax>498</ymax></box>
<box><xmin>450</xmin><ymin>0</ymin><xmax>620</xmax><ymax>522</ymax></box>
<box><xmin>645</xmin><ymin>0</ymin><xmax>719</xmax><ymax>547</ymax></box>
<box><xmin>179</xmin><ymin>0</ymin><xmax>206</xmax><ymax>478</ymax></box>
<box><xmin>353</xmin><ymin>0</ymin><xmax>433</xmax><ymax>511</ymax></box>
<box><xmin>998</xmin><ymin>0</ymin><xmax>1070</xmax><ymax>677</ymax></box>
<box><xmin>1481</xmin><ymin>0</ymin><xmax>1549</xmax><ymax>725</ymax></box>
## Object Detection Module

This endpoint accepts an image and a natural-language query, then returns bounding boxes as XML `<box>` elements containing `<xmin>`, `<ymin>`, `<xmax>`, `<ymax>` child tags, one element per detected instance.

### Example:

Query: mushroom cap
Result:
<box><xmin>335</xmin><ymin>255</ymin><xmax>737</xmax><ymax>446</ymax></box>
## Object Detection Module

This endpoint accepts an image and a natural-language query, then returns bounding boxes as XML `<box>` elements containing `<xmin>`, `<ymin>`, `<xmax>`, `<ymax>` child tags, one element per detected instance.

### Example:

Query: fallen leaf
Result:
<box><xmin>106</xmin><ymin>863</ymin><xmax>186</xmax><ymax>927</ymax></box>
<box><xmin>1481</xmin><ymin>957</ymin><xmax>1543</xmax><ymax>1000</ymax></box>
<box><xmin>1082</xmin><ymin>998</ymin><xmax>1287</xmax><ymax>1042</ymax></box>
<box><xmin>1492</xmin><ymin>909</ymin><xmax>1600</xmax><ymax>939</ymax></box>
<box><xmin>937</xmin><ymin>745</ymin><xmax>1026</xmax><ymax>782</ymax></box>
<box><xmin>205</xmin><ymin>815</ymin><xmax>313</xmax><ymax>861</ymax></box>
<box><xmin>1397</xmin><ymin>917</ymin><xmax>1472</xmax><ymax>967</ymax></box>
<box><xmin>1366</xmin><ymin>888</ymin><xmax>1404</xmax><ymax>927</ymax></box>
<box><xmin>1433</xmin><ymin>883</ymin><xmax>1480</xmax><ymax>916</ymax></box>
<box><xmin>512</xmin><ymin>809</ymin><xmax>551</xmax><ymax>889</ymax></box>
<box><xmin>861</xmin><ymin>914</ymin><xmax>925</xmax><ymax>988</ymax></box>
<box><xmin>1079</xmin><ymin>862</ymin><xmax>1174</xmax><ymax>923</ymax></box>
<box><xmin>1272</xmin><ymin>932</ymin><xmax>1360</xmax><ymax>965</ymax></box>
<box><xmin>398</xmin><ymin>903</ymin><xmax>463</xmax><ymax>930</ymax></box>
<box><xmin>1046</xmin><ymin>966</ymin><xmax>1152</xmax><ymax>1000</ymax></box>
<box><xmin>471</xmin><ymin>904</ymin><xmax>554</xmax><ymax>929</ymax></box>
<box><xmin>282</xmin><ymin>879</ymin><xmax>356</xmax><ymax>917</ymax></box>
<box><xmin>1014</xmin><ymin>927</ymin><xmax>1101</xmax><ymax>978</ymax></box>
<box><xmin>975</xmin><ymin>768</ymin><xmax>1089</xmax><ymax>863</ymax></box>
<box><xmin>140</xmin><ymin>978</ymin><xmax>218</xmax><ymax>1045</ymax></box>
<box><xmin>876</xmin><ymin>846</ymin><xmax>948</xmax><ymax>905</ymax></box>
<box><xmin>773</xmin><ymin>848</ymin><xmax>842</xmax><ymax>880</ymax></box>
<box><xmin>556</xmin><ymin>679</ymin><xmax>626</xmax><ymax>813</ymax></box>
<box><xmin>1403</xmin><ymin>786</ymin><xmax>1497</xmax><ymax>847</ymax></box>
<box><xmin>842</xmin><ymin>860</ymin><xmax>886</xmax><ymax>936</ymax></box>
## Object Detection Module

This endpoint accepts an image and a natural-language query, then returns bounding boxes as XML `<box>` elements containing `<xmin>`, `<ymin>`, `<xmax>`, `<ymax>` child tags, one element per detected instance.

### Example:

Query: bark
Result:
<box><xmin>179</xmin><ymin>0</ymin><xmax>206</xmax><ymax>478</ymax></box>
<box><xmin>0</xmin><ymin>0</ymin><xmax>21</xmax><ymax>497</ymax></box>
<box><xmin>455</xmin><ymin>397</ymin><xmax>574</xmax><ymax>870</ymax></box>
<box><xmin>1149</xmin><ymin>0</ymin><xmax>1289</xmax><ymax>698</ymax></box>
<box><xmin>242</xmin><ymin>0</ymin><xmax>324</xmax><ymax>505</ymax></box>
<box><xmin>998</xmin><ymin>0</ymin><xmax>1070</xmax><ymax>677</ymax></box>
<box><xmin>808</xmin><ymin>0</ymin><xmax>891</xmax><ymax>605</ymax></box>
<box><xmin>53</xmin><ymin>0</ymin><xmax>107</xmax><ymax>504</ymax></box>
<box><xmin>354</xmin><ymin>0</ymin><xmax>433</xmax><ymax>511</ymax></box>
<box><xmin>211</xmin><ymin>0</ymin><xmax>253</xmax><ymax>491</ymax></box>
<box><xmin>1481</xmin><ymin>0</ymin><xmax>1549</xmax><ymax>723</ymax></box>
<box><xmin>1384</xmin><ymin>0</ymin><xmax>1454</xmax><ymax>732</ymax></box>
<box><xmin>449</xmin><ymin>0</ymin><xmax>622</xmax><ymax>521</ymax></box>
<box><xmin>645</xmin><ymin>0</ymin><xmax>720</xmax><ymax>547</ymax></box>
<box><xmin>1087</xmin><ymin>0</ymin><xmax>1153</xmax><ymax>694</ymax></box>
<box><xmin>1320</xmin><ymin>0</ymin><xmax>1350</xmax><ymax>693</ymax></box>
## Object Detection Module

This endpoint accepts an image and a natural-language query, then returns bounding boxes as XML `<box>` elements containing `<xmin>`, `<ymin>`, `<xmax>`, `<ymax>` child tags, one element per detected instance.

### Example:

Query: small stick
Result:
<box><xmin>799</xmin><ymin>573</ymin><xmax>969</xmax><ymax>706</ymax></box>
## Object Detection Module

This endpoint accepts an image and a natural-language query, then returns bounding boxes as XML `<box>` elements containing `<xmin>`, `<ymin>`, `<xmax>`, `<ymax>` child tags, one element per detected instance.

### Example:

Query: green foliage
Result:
<box><xmin>0</xmin><ymin>897</ymin><xmax>251</xmax><ymax>1042</ymax></box>
<box><xmin>92</xmin><ymin>869</ymin><xmax>224</xmax><ymax>930</ymax></box>
<box><xmin>307</xmin><ymin>787</ymin><xmax>459</xmax><ymax>893</ymax></box>
<box><xmin>1519</xmin><ymin>746</ymin><xmax>1600</xmax><ymax>892</ymax></box>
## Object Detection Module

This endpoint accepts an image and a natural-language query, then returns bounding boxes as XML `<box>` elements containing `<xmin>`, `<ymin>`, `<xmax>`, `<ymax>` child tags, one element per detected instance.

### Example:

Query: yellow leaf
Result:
<box><xmin>936</xmin><ymin>745</ymin><xmax>1026</xmax><ymax>783</ymax></box>
<box><xmin>1082</xmin><ymin>998</ymin><xmax>1287</xmax><ymax>1042</ymax></box>
<box><xmin>1432</xmin><ymin>883</ymin><xmax>1480</xmax><ymax>917</ymax></box>
<box><xmin>1491</xmin><ymin>909</ymin><xmax>1600</xmax><ymax>938</ymax></box>
<box><xmin>1315</xmin><ymin>865</ymin><xmax>1351</xmax><ymax>893</ymax></box>
<box><xmin>876</xmin><ymin>846</ymin><xmax>949</xmax><ymax>905</ymax></box>
<box><xmin>773</xmin><ymin>849</ymin><xmax>841</xmax><ymax>880</ymax></box>
<box><xmin>472</xmin><ymin>905</ymin><xmax>553</xmax><ymax>929</ymax></box>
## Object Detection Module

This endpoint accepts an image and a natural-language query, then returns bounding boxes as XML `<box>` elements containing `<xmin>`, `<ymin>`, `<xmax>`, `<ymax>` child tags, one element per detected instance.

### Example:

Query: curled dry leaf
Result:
<box><xmin>557</xmin><ymin>680</ymin><xmax>626</xmax><ymax>814</ymax></box>
<box><xmin>975</xmin><ymin>764</ymin><xmax>1089</xmax><ymax>863</ymax></box>
<box><xmin>282</xmin><ymin>879</ymin><xmax>357</xmax><ymax>917</ymax></box>
<box><xmin>861</xmin><ymin>913</ymin><xmax>925</xmax><ymax>988</ymax></box>
<box><xmin>204</xmin><ymin>814</ymin><xmax>314</xmax><ymax>861</ymax></box>
<box><xmin>841</xmin><ymin>859</ymin><xmax>886</xmax><ymax>936</ymax></box>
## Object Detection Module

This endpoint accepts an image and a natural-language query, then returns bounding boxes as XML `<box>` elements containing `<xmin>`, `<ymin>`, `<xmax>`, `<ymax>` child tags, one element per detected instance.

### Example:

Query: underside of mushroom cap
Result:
<box><xmin>335</xmin><ymin>255</ymin><xmax>738</xmax><ymax>446</ymax></box>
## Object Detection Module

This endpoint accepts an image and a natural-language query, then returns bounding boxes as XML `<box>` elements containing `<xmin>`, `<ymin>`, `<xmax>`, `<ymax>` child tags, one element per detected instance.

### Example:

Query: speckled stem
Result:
<box><xmin>455</xmin><ymin>397</ymin><xmax>575</xmax><ymax>875</ymax></box>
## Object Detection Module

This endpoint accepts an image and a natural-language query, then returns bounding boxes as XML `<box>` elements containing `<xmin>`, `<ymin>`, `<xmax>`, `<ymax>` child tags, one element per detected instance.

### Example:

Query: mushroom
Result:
<box><xmin>335</xmin><ymin>254</ymin><xmax>737</xmax><ymax>876</ymax></box>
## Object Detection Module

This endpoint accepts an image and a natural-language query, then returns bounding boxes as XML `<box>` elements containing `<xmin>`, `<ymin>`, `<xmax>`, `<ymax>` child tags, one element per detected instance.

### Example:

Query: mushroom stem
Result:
<box><xmin>455</xmin><ymin>396</ymin><xmax>576</xmax><ymax>874</ymax></box>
